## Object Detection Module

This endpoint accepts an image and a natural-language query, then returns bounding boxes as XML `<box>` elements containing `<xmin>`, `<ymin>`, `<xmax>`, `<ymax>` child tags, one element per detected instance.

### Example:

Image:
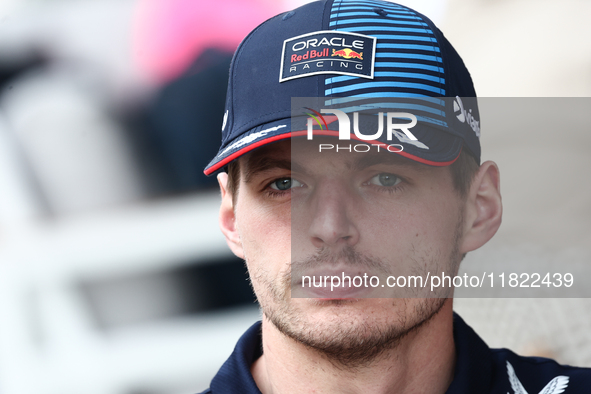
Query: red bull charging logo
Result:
<box><xmin>332</xmin><ymin>48</ymin><xmax>363</xmax><ymax>60</ymax></box>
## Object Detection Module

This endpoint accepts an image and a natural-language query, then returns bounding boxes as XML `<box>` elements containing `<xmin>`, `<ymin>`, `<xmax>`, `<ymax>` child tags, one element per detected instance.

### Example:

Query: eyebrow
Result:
<box><xmin>351</xmin><ymin>153</ymin><xmax>426</xmax><ymax>172</ymax></box>
<box><xmin>243</xmin><ymin>149</ymin><xmax>426</xmax><ymax>182</ymax></box>
<box><xmin>244</xmin><ymin>156</ymin><xmax>306</xmax><ymax>183</ymax></box>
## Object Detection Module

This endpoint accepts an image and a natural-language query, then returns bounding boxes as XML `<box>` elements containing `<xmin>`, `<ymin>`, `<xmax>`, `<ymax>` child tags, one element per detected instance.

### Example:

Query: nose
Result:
<box><xmin>308</xmin><ymin>180</ymin><xmax>360</xmax><ymax>249</ymax></box>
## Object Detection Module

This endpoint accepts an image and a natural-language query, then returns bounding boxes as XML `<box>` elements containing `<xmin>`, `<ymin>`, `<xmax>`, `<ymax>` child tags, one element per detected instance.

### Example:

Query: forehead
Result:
<box><xmin>240</xmin><ymin>138</ymin><xmax>444</xmax><ymax>181</ymax></box>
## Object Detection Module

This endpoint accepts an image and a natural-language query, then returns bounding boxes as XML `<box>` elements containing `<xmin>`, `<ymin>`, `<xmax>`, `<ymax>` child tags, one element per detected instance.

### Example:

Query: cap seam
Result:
<box><xmin>437</xmin><ymin>28</ymin><xmax>453</xmax><ymax>98</ymax></box>
<box><xmin>320</xmin><ymin>0</ymin><xmax>336</xmax><ymax>97</ymax></box>
<box><xmin>229</xmin><ymin>14</ymin><xmax>284</xmax><ymax>138</ymax></box>
<box><xmin>327</xmin><ymin>0</ymin><xmax>345</xmax><ymax>96</ymax></box>
<box><xmin>407</xmin><ymin>8</ymin><xmax>444</xmax><ymax>96</ymax></box>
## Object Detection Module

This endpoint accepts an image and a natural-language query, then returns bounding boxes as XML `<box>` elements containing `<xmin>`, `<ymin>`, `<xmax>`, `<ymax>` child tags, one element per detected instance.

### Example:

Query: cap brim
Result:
<box><xmin>204</xmin><ymin>116</ymin><xmax>463</xmax><ymax>176</ymax></box>
<box><xmin>204</xmin><ymin>118</ymin><xmax>293</xmax><ymax>175</ymax></box>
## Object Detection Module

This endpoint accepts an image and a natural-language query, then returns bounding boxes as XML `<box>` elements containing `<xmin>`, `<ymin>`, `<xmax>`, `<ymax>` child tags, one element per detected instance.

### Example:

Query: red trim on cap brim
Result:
<box><xmin>204</xmin><ymin>129</ymin><xmax>460</xmax><ymax>175</ymax></box>
<box><xmin>204</xmin><ymin>132</ymin><xmax>294</xmax><ymax>175</ymax></box>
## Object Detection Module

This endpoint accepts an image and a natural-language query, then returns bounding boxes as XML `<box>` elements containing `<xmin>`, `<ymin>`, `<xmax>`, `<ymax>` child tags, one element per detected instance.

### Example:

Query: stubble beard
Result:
<box><xmin>248</xmin><ymin>217</ymin><xmax>464</xmax><ymax>369</ymax></box>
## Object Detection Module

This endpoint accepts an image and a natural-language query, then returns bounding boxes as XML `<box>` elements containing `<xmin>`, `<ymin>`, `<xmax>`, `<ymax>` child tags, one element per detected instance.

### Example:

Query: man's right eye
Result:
<box><xmin>270</xmin><ymin>178</ymin><xmax>303</xmax><ymax>191</ymax></box>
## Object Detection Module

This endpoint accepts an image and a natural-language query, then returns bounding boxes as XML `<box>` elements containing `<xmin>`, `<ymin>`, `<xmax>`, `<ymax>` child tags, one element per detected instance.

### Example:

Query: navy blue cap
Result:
<box><xmin>204</xmin><ymin>0</ymin><xmax>481</xmax><ymax>175</ymax></box>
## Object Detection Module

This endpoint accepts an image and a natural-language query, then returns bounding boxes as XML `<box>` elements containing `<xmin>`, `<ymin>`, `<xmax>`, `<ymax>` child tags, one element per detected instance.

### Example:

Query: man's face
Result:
<box><xmin>227</xmin><ymin>138</ymin><xmax>468</xmax><ymax>365</ymax></box>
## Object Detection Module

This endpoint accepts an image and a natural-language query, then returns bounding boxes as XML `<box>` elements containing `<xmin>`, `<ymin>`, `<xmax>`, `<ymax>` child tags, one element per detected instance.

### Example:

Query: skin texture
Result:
<box><xmin>218</xmin><ymin>139</ymin><xmax>502</xmax><ymax>394</ymax></box>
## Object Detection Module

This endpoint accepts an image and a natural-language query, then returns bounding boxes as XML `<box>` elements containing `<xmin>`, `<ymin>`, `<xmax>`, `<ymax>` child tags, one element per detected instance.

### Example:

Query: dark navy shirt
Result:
<box><xmin>199</xmin><ymin>314</ymin><xmax>591</xmax><ymax>393</ymax></box>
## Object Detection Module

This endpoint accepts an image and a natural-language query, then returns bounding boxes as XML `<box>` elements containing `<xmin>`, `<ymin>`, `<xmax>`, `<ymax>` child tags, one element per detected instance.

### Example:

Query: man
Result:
<box><xmin>200</xmin><ymin>0</ymin><xmax>591</xmax><ymax>392</ymax></box>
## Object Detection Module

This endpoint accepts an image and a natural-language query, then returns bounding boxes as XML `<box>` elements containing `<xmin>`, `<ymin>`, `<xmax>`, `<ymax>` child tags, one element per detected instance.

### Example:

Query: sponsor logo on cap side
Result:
<box><xmin>220</xmin><ymin>125</ymin><xmax>287</xmax><ymax>156</ymax></box>
<box><xmin>454</xmin><ymin>96</ymin><xmax>480</xmax><ymax>138</ymax></box>
<box><xmin>222</xmin><ymin>110</ymin><xmax>228</xmax><ymax>131</ymax></box>
<box><xmin>280</xmin><ymin>31</ymin><xmax>376</xmax><ymax>82</ymax></box>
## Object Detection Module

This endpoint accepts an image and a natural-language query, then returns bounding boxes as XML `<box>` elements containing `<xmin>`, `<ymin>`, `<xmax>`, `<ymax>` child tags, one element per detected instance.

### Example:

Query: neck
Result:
<box><xmin>251</xmin><ymin>300</ymin><xmax>456</xmax><ymax>394</ymax></box>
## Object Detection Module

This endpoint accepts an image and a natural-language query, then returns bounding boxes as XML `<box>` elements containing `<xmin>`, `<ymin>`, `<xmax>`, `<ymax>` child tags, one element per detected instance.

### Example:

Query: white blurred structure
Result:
<box><xmin>0</xmin><ymin>189</ymin><xmax>260</xmax><ymax>394</ymax></box>
<box><xmin>0</xmin><ymin>2</ymin><xmax>260</xmax><ymax>393</ymax></box>
<box><xmin>1</xmin><ymin>67</ymin><xmax>144</xmax><ymax>214</ymax></box>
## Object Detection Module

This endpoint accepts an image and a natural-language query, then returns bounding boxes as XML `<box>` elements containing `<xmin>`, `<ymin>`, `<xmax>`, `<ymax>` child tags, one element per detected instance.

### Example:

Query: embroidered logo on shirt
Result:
<box><xmin>506</xmin><ymin>361</ymin><xmax>569</xmax><ymax>394</ymax></box>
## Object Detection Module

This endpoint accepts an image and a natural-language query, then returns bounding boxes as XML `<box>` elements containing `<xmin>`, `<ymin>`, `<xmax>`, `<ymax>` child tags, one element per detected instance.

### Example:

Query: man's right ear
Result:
<box><xmin>218</xmin><ymin>172</ymin><xmax>245</xmax><ymax>259</ymax></box>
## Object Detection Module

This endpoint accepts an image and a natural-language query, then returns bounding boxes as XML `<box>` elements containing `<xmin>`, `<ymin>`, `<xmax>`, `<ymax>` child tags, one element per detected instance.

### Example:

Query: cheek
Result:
<box><xmin>405</xmin><ymin>195</ymin><xmax>464</xmax><ymax>261</ymax></box>
<box><xmin>235</xmin><ymin>199</ymin><xmax>292</xmax><ymax>275</ymax></box>
<box><xmin>361</xmin><ymin>191</ymin><xmax>462</xmax><ymax>258</ymax></box>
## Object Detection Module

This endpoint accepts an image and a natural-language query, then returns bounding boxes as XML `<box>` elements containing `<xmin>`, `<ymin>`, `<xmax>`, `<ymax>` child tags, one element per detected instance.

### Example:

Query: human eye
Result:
<box><xmin>265</xmin><ymin>177</ymin><xmax>305</xmax><ymax>198</ymax></box>
<box><xmin>269</xmin><ymin>178</ymin><xmax>304</xmax><ymax>191</ymax></box>
<box><xmin>369</xmin><ymin>173</ymin><xmax>401</xmax><ymax>187</ymax></box>
<box><xmin>366</xmin><ymin>173</ymin><xmax>403</xmax><ymax>192</ymax></box>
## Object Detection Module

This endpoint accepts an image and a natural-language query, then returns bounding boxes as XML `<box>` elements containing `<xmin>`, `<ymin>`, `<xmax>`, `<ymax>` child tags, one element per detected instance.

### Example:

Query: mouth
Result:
<box><xmin>303</xmin><ymin>285</ymin><xmax>372</xmax><ymax>300</ymax></box>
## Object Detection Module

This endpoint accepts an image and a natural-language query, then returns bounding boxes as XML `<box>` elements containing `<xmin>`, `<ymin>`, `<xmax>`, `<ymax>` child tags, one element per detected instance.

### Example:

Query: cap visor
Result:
<box><xmin>204</xmin><ymin>115</ymin><xmax>463</xmax><ymax>176</ymax></box>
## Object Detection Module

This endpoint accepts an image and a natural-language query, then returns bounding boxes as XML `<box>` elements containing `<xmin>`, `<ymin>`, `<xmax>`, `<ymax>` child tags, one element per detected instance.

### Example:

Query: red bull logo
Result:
<box><xmin>280</xmin><ymin>31</ymin><xmax>375</xmax><ymax>82</ymax></box>
<box><xmin>332</xmin><ymin>48</ymin><xmax>363</xmax><ymax>60</ymax></box>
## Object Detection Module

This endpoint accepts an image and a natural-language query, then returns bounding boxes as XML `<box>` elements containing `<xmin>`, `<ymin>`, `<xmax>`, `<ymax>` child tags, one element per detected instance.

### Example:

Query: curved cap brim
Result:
<box><xmin>204</xmin><ymin>116</ymin><xmax>464</xmax><ymax>176</ymax></box>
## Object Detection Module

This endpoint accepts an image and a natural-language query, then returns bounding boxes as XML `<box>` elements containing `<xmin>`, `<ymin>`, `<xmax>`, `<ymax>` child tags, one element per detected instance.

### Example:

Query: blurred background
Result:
<box><xmin>0</xmin><ymin>0</ymin><xmax>589</xmax><ymax>393</ymax></box>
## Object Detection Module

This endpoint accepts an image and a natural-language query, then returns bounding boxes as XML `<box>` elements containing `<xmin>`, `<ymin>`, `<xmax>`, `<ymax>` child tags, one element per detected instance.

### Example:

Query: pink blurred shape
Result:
<box><xmin>133</xmin><ymin>0</ymin><xmax>283</xmax><ymax>83</ymax></box>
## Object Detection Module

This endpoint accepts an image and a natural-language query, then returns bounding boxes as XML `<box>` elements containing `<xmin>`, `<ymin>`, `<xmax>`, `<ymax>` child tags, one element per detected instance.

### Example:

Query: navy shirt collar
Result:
<box><xmin>210</xmin><ymin>322</ymin><xmax>263</xmax><ymax>393</ymax></box>
<box><xmin>209</xmin><ymin>313</ymin><xmax>493</xmax><ymax>393</ymax></box>
<box><xmin>445</xmin><ymin>313</ymin><xmax>492</xmax><ymax>393</ymax></box>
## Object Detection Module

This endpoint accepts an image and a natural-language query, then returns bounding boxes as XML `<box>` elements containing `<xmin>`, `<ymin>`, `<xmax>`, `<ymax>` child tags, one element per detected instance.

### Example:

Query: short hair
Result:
<box><xmin>226</xmin><ymin>149</ymin><xmax>479</xmax><ymax>203</ymax></box>
<box><xmin>226</xmin><ymin>159</ymin><xmax>241</xmax><ymax>204</ymax></box>
<box><xmin>449</xmin><ymin>149</ymin><xmax>480</xmax><ymax>198</ymax></box>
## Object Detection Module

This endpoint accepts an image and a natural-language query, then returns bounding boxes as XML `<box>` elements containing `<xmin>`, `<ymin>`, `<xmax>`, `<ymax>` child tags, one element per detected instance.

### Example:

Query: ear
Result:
<box><xmin>459</xmin><ymin>161</ymin><xmax>503</xmax><ymax>253</ymax></box>
<box><xmin>218</xmin><ymin>172</ymin><xmax>245</xmax><ymax>259</ymax></box>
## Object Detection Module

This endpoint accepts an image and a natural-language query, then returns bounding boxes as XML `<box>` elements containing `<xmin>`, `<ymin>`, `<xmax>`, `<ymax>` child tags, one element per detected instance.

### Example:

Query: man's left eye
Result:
<box><xmin>270</xmin><ymin>178</ymin><xmax>303</xmax><ymax>191</ymax></box>
<box><xmin>368</xmin><ymin>173</ymin><xmax>401</xmax><ymax>187</ymax></box>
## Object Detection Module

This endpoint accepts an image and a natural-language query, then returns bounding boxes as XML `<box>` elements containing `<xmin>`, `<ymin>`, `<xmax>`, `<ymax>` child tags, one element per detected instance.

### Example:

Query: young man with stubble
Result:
<box><xmin>199</xmin><ymin>0</ymin><xmax>591</xmax><ymax>392</ymax></box>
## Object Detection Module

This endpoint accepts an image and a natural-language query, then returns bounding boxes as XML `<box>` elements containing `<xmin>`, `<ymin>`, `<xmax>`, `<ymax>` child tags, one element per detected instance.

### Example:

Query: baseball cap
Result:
<box><xmin>204</xmin><ymin>0</ymin><xmax>481</xmax><ymax>176</ymax></box>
